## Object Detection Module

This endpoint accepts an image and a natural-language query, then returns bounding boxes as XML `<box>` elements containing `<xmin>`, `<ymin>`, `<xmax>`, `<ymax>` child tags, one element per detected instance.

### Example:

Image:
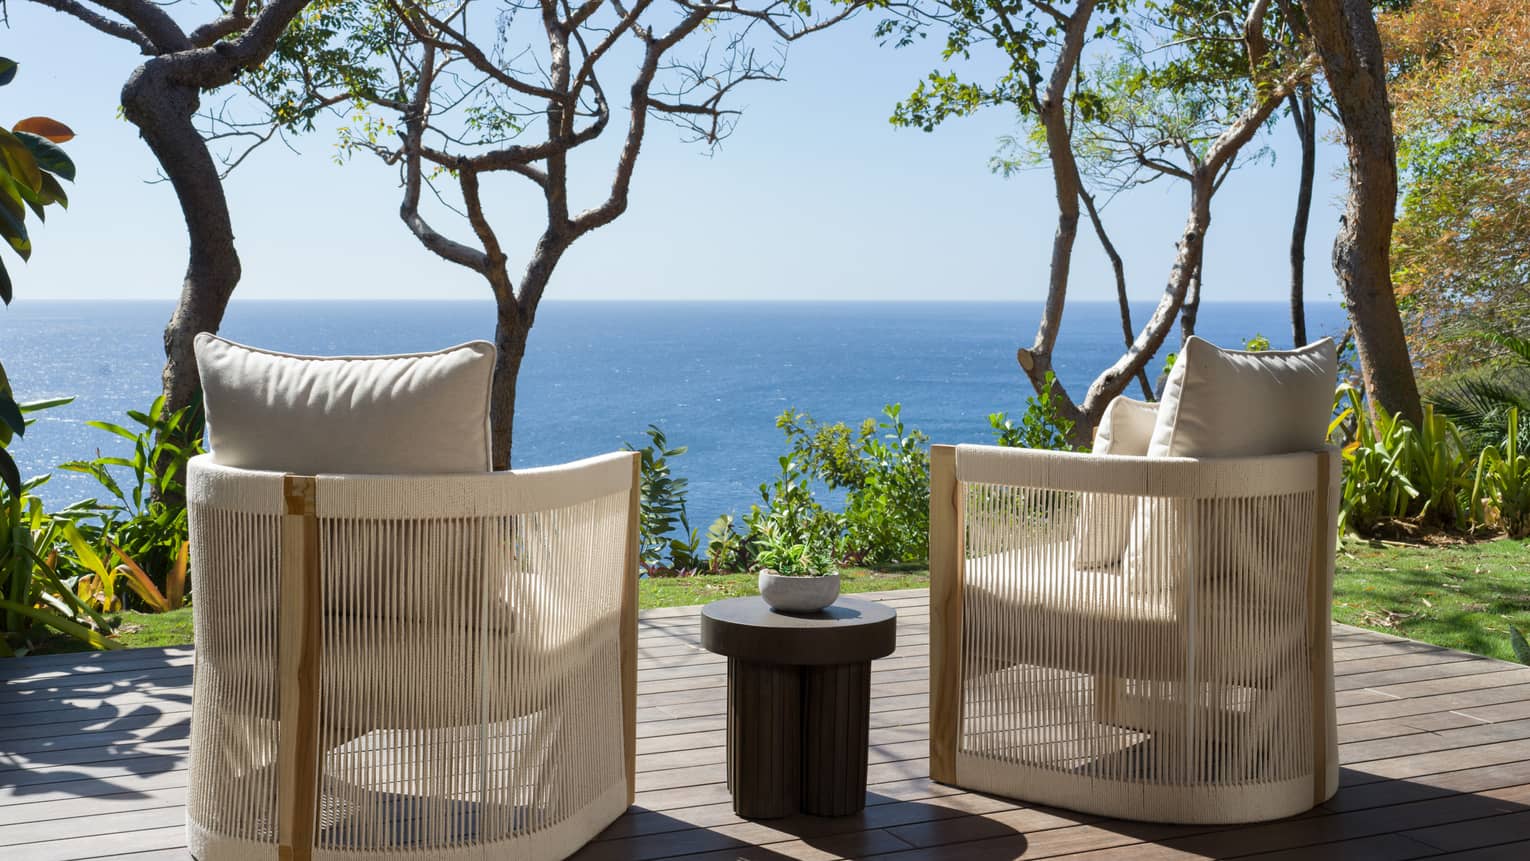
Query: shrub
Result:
<box><xmin>742</xmin><ymin>454</ymin><xmax>843</xmax><ymax>564</ymax></box>
<box><xmin>61</xmin><ymin>396</ymin><xmax>201</xmax><ymax>609</ymax></box>
<box><xmin>778</xmin><ymin>404</ymin><xmax>929</xmax><ymax>565</ymax></box>
<box><xmin>0</xmin><ymin>399</ymin><xmax>121</xmax><ymax>655</ymax></box>
<box><xmin>1431</xmin><ymin>331</ymin><xmax>1530</xmax><ymax>450</ymax></box>
<box><xmin>705</xmin><ymin>514</ymin><xmax>748</xmax><ymax>573</ymax></box>
<box><xmin>623</xmin><ymin>425</ymin><xmax>704</xmax><ymax>575</ymax></box>
<box><xmin>1472</xmin><ymin>408</ymin><xmax>1530</xmax><ymax>538</ymax></box>
<box><xmin>990</xmin><ymin>371</ymin><xmax>1079</xmax><ymax>451</ymax></box>
<box><xmin>1331</xmin><ymin>386</ymin><xmax>1472</xmax><ymax>533</ymax></box>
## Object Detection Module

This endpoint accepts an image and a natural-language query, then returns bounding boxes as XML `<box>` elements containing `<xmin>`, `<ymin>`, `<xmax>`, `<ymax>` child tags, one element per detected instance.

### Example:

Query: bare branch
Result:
<box><xmin>398</xmin><ymin>44</ymin><xmax>490</xmax><ymax>274</ymax></box>
<box><xmin>25</xmin><ymin>0</ymin><xmax>154</xmax><ymax>52</ymax></box>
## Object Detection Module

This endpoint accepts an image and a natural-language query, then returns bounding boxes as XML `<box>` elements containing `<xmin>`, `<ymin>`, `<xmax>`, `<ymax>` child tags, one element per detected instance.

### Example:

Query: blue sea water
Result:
<box><xmin>3</xmin><ymin>300</ymin><xmax>1346</xmax><ymax>524</ymax></box>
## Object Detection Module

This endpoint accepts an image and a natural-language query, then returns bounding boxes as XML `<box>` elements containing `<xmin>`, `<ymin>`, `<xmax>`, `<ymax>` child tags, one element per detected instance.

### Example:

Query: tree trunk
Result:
<box><xmin>1180</xmin><ymin>255</ymin><xmax>1203</xmax><ymax>345</ymax></box>
<box><xmin>121</xmin><ymin>60</ymin><xmax>241</xmax><ymax>481</ymax></box>
<box><xmin>490</xmin><ymin>304</ymin><xmax>528</xmax><ymax>471</ymax></box>
<box><xmin>1305</xmin><ymin>0</ymin><xmax>1422</xmax><ymax>424</ymax></box>
<box><xmin>1288</xmin><ymin>86</ymin><xmax>1315</xmax><ymax>346</ymax></box>
<box><xmin>121</xmin><ymin>62</ymin><xmax>241</xmax><ymax>417</ymax></box>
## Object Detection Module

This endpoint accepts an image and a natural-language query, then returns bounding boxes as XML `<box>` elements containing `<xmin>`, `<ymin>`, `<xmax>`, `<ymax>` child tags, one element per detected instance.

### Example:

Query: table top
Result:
<box><xmin>699</xmin><ymin>596</ymin><xmax>897</xmax><ymax>666</ymax></box>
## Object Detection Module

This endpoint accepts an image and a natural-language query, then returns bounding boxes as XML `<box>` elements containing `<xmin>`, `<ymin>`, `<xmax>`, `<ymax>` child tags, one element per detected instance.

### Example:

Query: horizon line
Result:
<box><xmin>12</xmin><ymin>297</ymin><xmax>1344</xmax><ymax>305</ymax></box>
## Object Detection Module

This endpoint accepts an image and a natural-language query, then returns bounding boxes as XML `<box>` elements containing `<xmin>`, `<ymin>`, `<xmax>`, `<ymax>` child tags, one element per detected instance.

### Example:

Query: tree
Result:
<box><xmin>27</xmin><ymin>0</ymin><xmax>345</xmax><ymax>423</ymax></box>
<box><xmin>891</xmin><ymin>0</ymin><xmax>1315</xmax><ymax>444</ymax></box>
<box><xmin>286</xmin><ymin>0</ymin><xmax>859</xmax><ymax>467</ymax></box>
<box><xmin>1381</xmin><ymin>0</ymin><xmax>1530</xmax><ymax>377</ymax></box>
<box><xmin>1304</xmin><ymin>0</ymin><xmax>1421</xmax><ymax>424</ymax></box>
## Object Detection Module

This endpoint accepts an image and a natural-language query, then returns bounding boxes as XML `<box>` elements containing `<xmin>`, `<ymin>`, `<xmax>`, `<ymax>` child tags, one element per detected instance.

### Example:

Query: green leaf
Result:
<box><xmin>85</xmin><ymin>420</ymin><xmax>142</xmax><ymax>443</ymax></box>
<box><xmin>19</xmin><ymin>396</ymin><xmax>73</xmax><ymax>412</ymax></box>
<box><xmin>0</xmin><ymin>257</ymin><xmax>9</xmax><ymax>305</ymax></box>
<box><xmin>0</xmin><ymin>200</ymin><xmax>29</xmax><ymax>260</ymax></box>
<box><xmin>15</xmin><ymin>132</ymin><xmax>74</xmax><ymax>182</ymax></box>
<box><xmin>0</xmin><ymin>129</ymin><xmax>41</xmax><ymax>192</ymax></box>
<box><xmin>38</xmin><ymin>172</ymin><xmax>66</xmax><ymax>208</ymax></box>
<box><xmin>0</xmin><ymin>395</ymin><xmax>24</xmax><ymax>440</ymax></box>
<box><xmin>0</xmin><ymin>448</ymin><xmax>17</xmax><ymax>497</ymax></box>
<box><xmin>0</xmin><ymin>599</ymin><xmax>119</xmax><ymax>651</ymax></box>
<box><xmin>60</xmin><ymin>520</ymin><xmax>109</xmax><ymax>580</ymax></box>
<box><xmin>0</xmin><ymin>59</ymin><xmax>15</xmax><ymax>87</ymax></box>
<box><xmin>1512</xmin><ymin>625</ymin><xmax>1530</xmax><ymax>666</ymax></box>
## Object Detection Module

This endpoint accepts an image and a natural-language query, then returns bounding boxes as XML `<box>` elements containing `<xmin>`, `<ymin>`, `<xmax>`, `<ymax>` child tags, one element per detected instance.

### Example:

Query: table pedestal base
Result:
<box><xmin>725</xmin><ymin>658</ymin><xmax>873</xmax><ymax>819</ymax></box>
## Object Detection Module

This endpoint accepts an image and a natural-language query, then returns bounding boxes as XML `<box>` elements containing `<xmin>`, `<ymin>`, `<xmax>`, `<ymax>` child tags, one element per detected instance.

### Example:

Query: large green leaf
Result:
<box><xmin>0</xmin><ymin>361</ymin><xmax>12</xmax><ymax>445</ymax></box>
<box><xmin>0</xmin><ymin>257</ymin><xmax>10</xmax><ymax>305</ymax></box>
<box><xmin>0</xmin><ymin>201</ymin><xmax>30</xmax><ymax>260</ymax></box>
<box><xmin>15</xmin><ymin>133</ymin><xmax>74</xmax><ymax>182</ymax></box>
<box><xmin>0</xmin><ymin>448</ymin><xmax>18</xmax><ymax>498</ymax></box>
<box><xmin>38</xmin><ymin>172</ymin><xmax>67</xmax><ymax>208</ymax></box>
<box><xmin>0</xmin><ymin>598</ymin><xmax>119</xmax><ymax>651</ymax></box>
<box><xmin>0</xmin><ymin>59</ymin><xmax>15</xmax><ymax>88</ymax></box>
<box><xmin>0</xmin><ymin>130</ymin><xmax>40</xmax><ymax>192</ymax></box>
<box><xmin>0</xmin><ymin>396</ymin><xmax>23</xmax><ymax>440</ymax></box>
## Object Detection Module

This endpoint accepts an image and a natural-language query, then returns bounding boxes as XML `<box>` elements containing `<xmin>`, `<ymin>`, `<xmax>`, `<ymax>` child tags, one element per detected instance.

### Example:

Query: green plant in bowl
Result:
<box><xmin>752</xmin><ymin>514</ymin><xmax>839</xmax><ymax>613</ymax></box>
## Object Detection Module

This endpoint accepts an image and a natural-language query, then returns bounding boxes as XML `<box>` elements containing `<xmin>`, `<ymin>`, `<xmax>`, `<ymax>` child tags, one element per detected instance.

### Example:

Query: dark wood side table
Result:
<box><xmin>699</xmin><ymin>596</ymin><xmax>897</xmax><ymax>818</ymax></box>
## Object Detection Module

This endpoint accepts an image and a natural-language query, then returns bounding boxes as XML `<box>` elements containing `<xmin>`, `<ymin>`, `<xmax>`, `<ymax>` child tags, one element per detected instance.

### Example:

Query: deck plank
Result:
<box><xmin>3</xmin><ymin>589</ymin><xmax>1529</xmax><ymax>859</ymax></box>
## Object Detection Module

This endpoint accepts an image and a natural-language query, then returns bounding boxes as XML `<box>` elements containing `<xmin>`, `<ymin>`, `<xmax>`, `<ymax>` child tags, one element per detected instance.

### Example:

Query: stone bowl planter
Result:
<box><xmin>757</xmin><ymin>569</ymin><xmax>841</xmax><ymax>613</ymax></box>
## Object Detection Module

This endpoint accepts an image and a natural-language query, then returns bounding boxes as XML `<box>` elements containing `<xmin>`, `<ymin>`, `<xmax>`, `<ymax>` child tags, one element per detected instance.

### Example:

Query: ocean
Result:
<box><xmin>3</xmin><ymin>300</ymin><xmax>1346</xmax><ymax>525</ymax></box>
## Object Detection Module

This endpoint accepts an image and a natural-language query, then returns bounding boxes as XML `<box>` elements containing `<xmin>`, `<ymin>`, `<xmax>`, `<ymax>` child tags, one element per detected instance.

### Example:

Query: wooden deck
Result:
<box><xmin>4</xmin><ymin>588</ymin><xmax>1530</xmax><ymax>860</ymax></box>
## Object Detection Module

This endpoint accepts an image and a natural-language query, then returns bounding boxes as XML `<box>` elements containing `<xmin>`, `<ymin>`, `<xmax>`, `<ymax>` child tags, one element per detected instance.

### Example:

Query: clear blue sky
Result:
<box><xmin>3</xmin><ymin>3</ymin><xmax>1349</xmax><ymax>304</ymax></box>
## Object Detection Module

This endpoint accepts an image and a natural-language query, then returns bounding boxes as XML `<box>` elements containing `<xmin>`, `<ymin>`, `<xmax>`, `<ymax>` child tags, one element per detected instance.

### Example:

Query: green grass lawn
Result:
<box><xmin>1333</xmin><ymin>536</ymin><xmax>1530</xmax><ymax>663</ymax></box>
<box><xmin>30</xmin><ymin>541</ymin><xmax>1530</xmax><ymax>664</ymax></box>
<box><xmin>94</xmin><ymin>565</ymin><xmax>930</xmax><ymax>652</ymax></box>
<box><xmin>638</xmin><ymin>565</ymin><xmax>930</xmax><ymax>609</ymax></box>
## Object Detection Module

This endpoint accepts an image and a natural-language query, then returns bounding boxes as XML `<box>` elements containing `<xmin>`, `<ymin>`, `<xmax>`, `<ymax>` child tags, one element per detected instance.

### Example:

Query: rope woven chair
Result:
<box><xmin>184</xmin><ymin>451</ymin><xmax>640</xmax><ymax>860</ymax></box>
<box><xmin>928</xmin><ymin>443</ymin><xmax>1341</xmax><ymax>824</ymax></box>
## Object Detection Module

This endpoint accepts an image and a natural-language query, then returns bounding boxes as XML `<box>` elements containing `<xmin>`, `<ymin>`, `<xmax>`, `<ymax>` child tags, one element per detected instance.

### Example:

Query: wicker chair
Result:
<box><xmin>184</xmin><ymin>451</ymin><xmax>639</xmax><ymax>860</ymax></box>
<box><xmin>929</xmin><ymin>443</ymin><xmax>1340</xmax><ymax>824</ymax></box>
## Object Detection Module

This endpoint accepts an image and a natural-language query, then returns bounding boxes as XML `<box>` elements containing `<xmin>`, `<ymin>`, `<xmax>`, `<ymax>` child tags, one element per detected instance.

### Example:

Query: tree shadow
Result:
<box><xmin>0</xmin><ymin>646</ymin><xmax>192</xmax><ymax>801</ymax></box>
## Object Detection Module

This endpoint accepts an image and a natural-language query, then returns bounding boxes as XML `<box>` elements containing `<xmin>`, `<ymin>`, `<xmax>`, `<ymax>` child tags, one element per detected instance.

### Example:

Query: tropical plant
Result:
<box><xmin>705</xmin><ymin>514</ymin><xmax>748</xmax><ymax>574</ymax></box>
<box><xmin>61</xmin><ymin>397</ymin><xmax>203</xmax><ymax>607</ymax></box>
<box><xmin>750</xmin><ymin>514</ymin><xmax>835</xmax><ymax>578</ymax></box>
<box><xmin>778</xmin><ymin>404</ymin><xmax>929</xmax><ymax>565</ymax></box>
<box><xmin>1471</xmin><ymin>408</ymin><xmax>1530</xmax><ymax>538</ymax></box>
<box><xmin>0</xmin><ymin>398</ymin><xmax>124</xmax><ymax>655</ymax></box>
<box><xmin>623</xmin><ymin>425</ymin><xmax>703</xmax><ymax>574</ymax></box>
<box><xmin>991</xmin><ymin>372</ymin><xmax>1081</xmax><ymax>452</ymax></box>
<box><xmin>1430</xmin><ymin>331</ymin><xmax>1530</xmax><ymax>449</ymax></box>
<box><xmin>743</xmin><ymin>455</ymin><xmax>843</xmax><ymax>570</ymax></box>
<box><xmin>1331</xmin><ymin>385</ymin><xmax>1473</xmax><ymax>534</ymax></box>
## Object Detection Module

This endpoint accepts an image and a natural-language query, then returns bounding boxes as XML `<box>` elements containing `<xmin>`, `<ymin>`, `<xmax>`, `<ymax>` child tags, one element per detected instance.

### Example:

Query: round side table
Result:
<box><xmin>699</xmin><ymin>596</ymin><xmax>897</xmax><ymax>818</ymax></box>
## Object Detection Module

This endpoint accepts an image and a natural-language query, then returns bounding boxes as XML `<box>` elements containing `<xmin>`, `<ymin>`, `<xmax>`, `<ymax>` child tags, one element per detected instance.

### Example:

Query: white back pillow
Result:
<box><xmin>195</xmin><ymin>334</ymin><xmax>496</xmax><ymax>475</ymax></box>
<box><xmin>1075</xmin><ymin>396</ymin><xmax>1158</xmax><ymax>570</ymax></box>
<box><xmin>1148</xmin><ymin>336</ymin><xmax>1338</xmax><ymax>458</ymax></box>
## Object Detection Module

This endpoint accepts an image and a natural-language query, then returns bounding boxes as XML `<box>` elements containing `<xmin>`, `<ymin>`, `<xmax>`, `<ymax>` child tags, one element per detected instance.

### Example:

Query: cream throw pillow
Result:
<box><xmin>1126</xmin><ymin>336</ymin><xmax>1338</xmax><ymax>596</ymax></box>
<box><xmin>1074</xmin><ymin>396</ymin><xmax>1158</xmax><ymax>569</ymax></box>
<box><xmin>195</xmin><ymin>334</ymin><xmax>496</xmax><ymax>475</ymax></box>
<box><xmin>1148</xmin><ymin>336</ymin><xmax>1338</xmax><ymax>458</ymax></box>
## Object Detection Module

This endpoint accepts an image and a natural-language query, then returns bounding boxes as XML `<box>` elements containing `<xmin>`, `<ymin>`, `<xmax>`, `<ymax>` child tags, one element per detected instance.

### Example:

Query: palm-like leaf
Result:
<box><xmin>1428</xmin><ymin>330</ymin><xmax>1530</xmax><ymax>447</ymax></box>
